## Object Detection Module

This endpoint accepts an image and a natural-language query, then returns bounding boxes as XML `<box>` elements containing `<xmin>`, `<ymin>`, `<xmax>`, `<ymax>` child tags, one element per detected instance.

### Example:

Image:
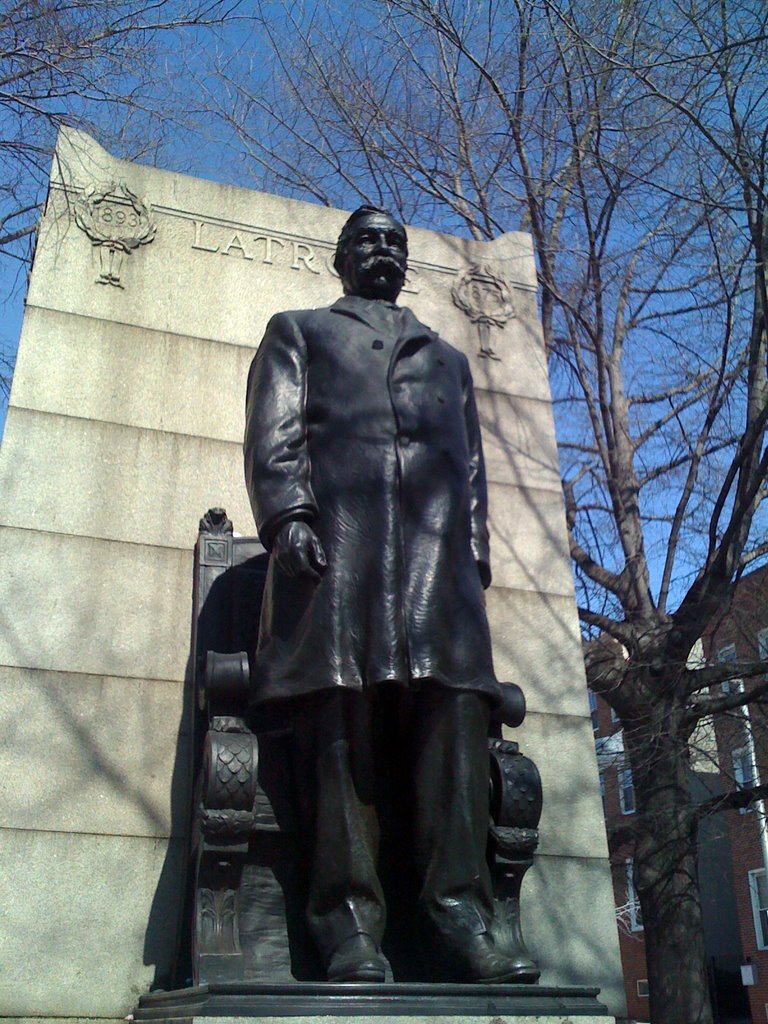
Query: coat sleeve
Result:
<box><xmin>461</xmin><ymin>354</ymin><xmax>492</xmax><ymax>589</ymax></box>
<box><xmin>244</xmin><ymin>312</ymin><xmax>318</xmax><ymax>549</ymax></box>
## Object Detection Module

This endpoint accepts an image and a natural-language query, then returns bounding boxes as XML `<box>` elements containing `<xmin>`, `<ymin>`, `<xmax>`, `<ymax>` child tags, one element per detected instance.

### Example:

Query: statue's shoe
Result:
<box><xmin>327</xmin><ymin>933</ymin><xmax>387</xmax><ymax>983</ymax></box>
<box><xmin>449</xmin><ymin>932</ymin><xmax>520</xmax><ymax>983</ymax></box>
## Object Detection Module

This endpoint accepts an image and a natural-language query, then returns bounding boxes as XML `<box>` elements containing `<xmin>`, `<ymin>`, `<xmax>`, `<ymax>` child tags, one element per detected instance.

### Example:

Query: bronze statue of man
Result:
<box><xmin>244</xmin><ymin>206</ymin><xmax>516</xmax><ymax>983</ymax></box>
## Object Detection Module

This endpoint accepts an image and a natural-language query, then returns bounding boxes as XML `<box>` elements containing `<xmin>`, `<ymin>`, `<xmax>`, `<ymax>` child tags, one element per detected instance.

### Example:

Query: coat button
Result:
<box><xmin>399</xmin><ymin>433</ymin><xmax>411</xmax><ymax>446</ymax></box>
<box><xmin>372</xmin><ymin>339</ymin><xmax>384</xmax><ymax>350</ymax></box>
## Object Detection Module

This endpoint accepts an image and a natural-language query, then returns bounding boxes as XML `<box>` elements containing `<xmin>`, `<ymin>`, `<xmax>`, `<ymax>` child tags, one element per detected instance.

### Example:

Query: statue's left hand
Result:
<box><xmin>273</xmin><ymin>521</ymin><xmax>327</xmax><ymax>583</ymax></box>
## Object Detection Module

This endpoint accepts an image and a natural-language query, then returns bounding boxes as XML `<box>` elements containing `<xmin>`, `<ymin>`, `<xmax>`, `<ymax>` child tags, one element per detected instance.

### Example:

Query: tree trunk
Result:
<box><xmin>627</xmin><ymin>724</ymin><xmax>713</xmax><ymax>1024</ymax></box>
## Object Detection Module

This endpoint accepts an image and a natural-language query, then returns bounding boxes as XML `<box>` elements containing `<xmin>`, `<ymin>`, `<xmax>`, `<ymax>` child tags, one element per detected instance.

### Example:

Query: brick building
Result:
<box><xmin>702</xmin><ymin>565</ymin><xmax>768</xmax><ymax>1024</ymax></box>
<box><xmin>590</xmin><ymin>690</ymin><xmax>652</xmax><ymax>1022</ymax></box>
<box><xmin>590</xmin><ymin>565</ymin><xmax>768</xmax><ymax>1021</ymax></box>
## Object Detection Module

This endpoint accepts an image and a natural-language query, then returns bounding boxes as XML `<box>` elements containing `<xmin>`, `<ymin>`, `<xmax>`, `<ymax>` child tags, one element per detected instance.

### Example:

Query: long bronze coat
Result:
<box><xmin>244</xmin><ymin>294</ymin><xmax>501</xmax><ymax>706</ymax></box>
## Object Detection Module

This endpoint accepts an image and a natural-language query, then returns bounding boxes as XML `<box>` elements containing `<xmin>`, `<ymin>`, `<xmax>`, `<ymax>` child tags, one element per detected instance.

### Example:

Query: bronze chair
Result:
<box><xmin>187</xmin><ymin>508</ymin><xmax>542</xmax><ymax>985</ymax></box>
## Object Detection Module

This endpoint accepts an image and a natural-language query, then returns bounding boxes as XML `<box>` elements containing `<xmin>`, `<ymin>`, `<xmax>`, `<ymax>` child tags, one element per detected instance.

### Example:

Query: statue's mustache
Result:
<box><xmin>360</xmin><ymin>254</ymin><xmax>406</xmax><ymax>275</ymax></box>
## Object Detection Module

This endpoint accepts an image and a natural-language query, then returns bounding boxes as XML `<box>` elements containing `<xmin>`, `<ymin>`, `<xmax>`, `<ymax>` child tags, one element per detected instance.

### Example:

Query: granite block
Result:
<box><xmin>0</xmin><ymin>527</ymin><xmax>192</xmax><ymax>682</ymax></box>
<box><xmin>522</xmin><ymin>854</ymin><xmax>626</xmax><ymax>1018</ymax></box>
<box><xmin>0</xmin><ymin>829</ymin><xmax>185</xmax><ymax>1017</ymax></box>
<box><xmin>0</xmin><ymin>405</ymin><xmax>564</xmax><ymax>552</ymax></box>
<box><xmin>505</xmin><ymin>712</ymin><xmax>608</xmax><ymax>860</ymax></box>
<box><xmin>0</xmin><ymin>408</ymin><xmax>253</xmax><ymax>549</ymax></box>
<box><xmin>486</xmin><ymin>587</ymin><xmax>590</xmax><ymax>718</ymax></box>
<box><xmin>9</xmin><ymin>305</ymin><xmax>254</xmax><ymax>443</ymax></box>
<box><xmin>475</xmin><ymin>390</ymin><xmax>561</xmax><ymax>492</ymax></box>
<box><xmin>0</xmin><ymin>666</ymin><xmax>188</xmax><ymax>838</ymax></box>
<box><xmin>487</xmin><ymin>483</ymin><xmax>572</xmax><ymax>596</ymax></box>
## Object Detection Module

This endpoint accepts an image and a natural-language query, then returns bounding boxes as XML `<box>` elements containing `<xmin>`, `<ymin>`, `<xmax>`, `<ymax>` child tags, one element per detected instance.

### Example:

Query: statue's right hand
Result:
<box><xmin>273</xmin><ymin>521</ymin><xmax>327</xmax><ymax>583</ymax></box>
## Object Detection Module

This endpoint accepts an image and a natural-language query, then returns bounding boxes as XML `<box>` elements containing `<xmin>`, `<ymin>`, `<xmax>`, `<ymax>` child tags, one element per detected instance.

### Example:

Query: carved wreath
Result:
<box><xmin>452</xmin><ymin>263</ymin><xmax>516</xmax><ymax>360</ymax></box>
<box><xmin>74</xmin><ymin>182</ymin><xmax>156</xmax><ymax>252</ymax></box>
<box><xmin>451</xmin><ymin>263</ymin><xmax>516</xmax><ymax>328</ymax></box>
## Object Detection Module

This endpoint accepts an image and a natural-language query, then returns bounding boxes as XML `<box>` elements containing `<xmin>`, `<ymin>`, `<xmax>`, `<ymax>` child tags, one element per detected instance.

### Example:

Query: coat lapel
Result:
<box><xmin>330</xmin><ymin>296</ymin><xmax>438</xmax><ymax>350</ymax></box>
<box><xmin>396</xmin><ymin>306</ymin><xmax>438</xmax><ymax>346</ymax></box>
<box><xmin>330</xmin><ymin>295</ymin><xmax>384</xmax><ymax>332</ymax></box>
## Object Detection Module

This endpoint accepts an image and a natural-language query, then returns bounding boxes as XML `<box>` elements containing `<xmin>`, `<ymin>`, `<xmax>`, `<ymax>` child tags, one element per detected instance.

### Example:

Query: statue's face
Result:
<box><xmin>340</xmin><ymin>213</ymin><xmax>408</xmax><ymax>302</ymax></box>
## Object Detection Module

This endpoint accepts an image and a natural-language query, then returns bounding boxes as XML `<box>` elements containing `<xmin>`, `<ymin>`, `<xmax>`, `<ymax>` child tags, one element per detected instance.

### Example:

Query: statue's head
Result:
<box><xmin>334</xmin><ymin>205</ymin><xmax>408</xmax><ymax>302</ymax></box>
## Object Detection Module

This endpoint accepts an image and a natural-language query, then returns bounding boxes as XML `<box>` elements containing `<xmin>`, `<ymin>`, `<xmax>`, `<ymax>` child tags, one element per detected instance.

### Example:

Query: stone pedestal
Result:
<box><xmin>133</xmin><ymin>981</ymin><xmax>612</xmax><ymax>1021</ymax></box>
<box><xmin>0</xmin><ymin>127</ymin><xmax>625</xmax><ymax>1019</ymax></box>
<box><xmin>145</xmin><ymin>1018</ymin><xmax>613</xmax><ymax>1024</ymax></box>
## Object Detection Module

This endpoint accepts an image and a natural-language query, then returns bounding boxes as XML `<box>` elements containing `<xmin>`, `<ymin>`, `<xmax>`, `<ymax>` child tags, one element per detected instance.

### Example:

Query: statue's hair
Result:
<box><xmin>333</xmin><ymin>205</ymin><xmax>407</xmax><ymax>276</ymax></box>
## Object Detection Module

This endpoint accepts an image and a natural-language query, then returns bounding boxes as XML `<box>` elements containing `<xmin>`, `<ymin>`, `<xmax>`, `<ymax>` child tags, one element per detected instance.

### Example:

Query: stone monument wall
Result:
<box><xmin>0</xmin><ymin>129</ymin><xmax>624</xmax><ymax>1020</ymax></box>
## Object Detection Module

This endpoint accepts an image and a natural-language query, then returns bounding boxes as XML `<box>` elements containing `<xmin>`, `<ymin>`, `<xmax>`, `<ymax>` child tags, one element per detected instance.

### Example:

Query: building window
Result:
<box><xmin>722</xmin><ymin>678</ymin><xmax>744</xmax><ymax>695</ymax></box>
<box><xmin>599</xmin><ymin>772</ymin><xmax>606</xmax><ymax>815</ymax></box>
<box><xmin>611</xmin><ymin>705</ymin><xmax>620</xmax><ymax>724</ymax></box>
<box><xmin>719</xmin><ymin>642</ymin><xmax>737</xmax><ymax>662</ymax></box>
<box><xmin>719</xmin><ymin>643</ymin><xmax>744</xmax><ymax>694</ymax></box>
<box><xmin>627</xmin><ymin>858</ymin><xmax>643</xmax><ymax>931</ymax></box>
<box><xmin>637</xmin><ymin>979</ymin><xmax>649</xmax><ymax>997</ymax></box>
<box><xmin>758</xmin><ymin>627</ymin><xmax>768</xmax><ymax>662</ymax></box>
<box><xmin>619</xmin><ymin>766</ymin><xmax>636</xmax><ymax>815</ymax></box>
<box><xmin>733</xmin><ymin>746</ymin><xmax>755</xmax><ymax>813</ymax></box>
<box><xmin>589</xmin><ymin>691</ymin><xmax>599</xmax><ymax>733</ymax></box>
<box><xmin>749</xmin><ymin>870</ymin><xmax>768</xmax><ymax>950</ymax></box>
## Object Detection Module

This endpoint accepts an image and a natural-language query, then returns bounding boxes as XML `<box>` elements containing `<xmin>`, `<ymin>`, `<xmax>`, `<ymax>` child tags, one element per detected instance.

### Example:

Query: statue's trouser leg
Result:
<box><xmin>293</xmin><ymin>691</ymin><xmax>386</xmax><ymax>960</ymax></box>
<box><xmin>410</xmin><ymin>685</ymin><xmax>494</xmax><ymax>945</ymax></box>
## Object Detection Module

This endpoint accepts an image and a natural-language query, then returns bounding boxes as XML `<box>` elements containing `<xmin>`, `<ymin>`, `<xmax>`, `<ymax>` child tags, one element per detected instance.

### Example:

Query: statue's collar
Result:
<box><xmin>330</xmin><ymin>295</ymin><xmax>435</xmax><ymax>342</ymax></box>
